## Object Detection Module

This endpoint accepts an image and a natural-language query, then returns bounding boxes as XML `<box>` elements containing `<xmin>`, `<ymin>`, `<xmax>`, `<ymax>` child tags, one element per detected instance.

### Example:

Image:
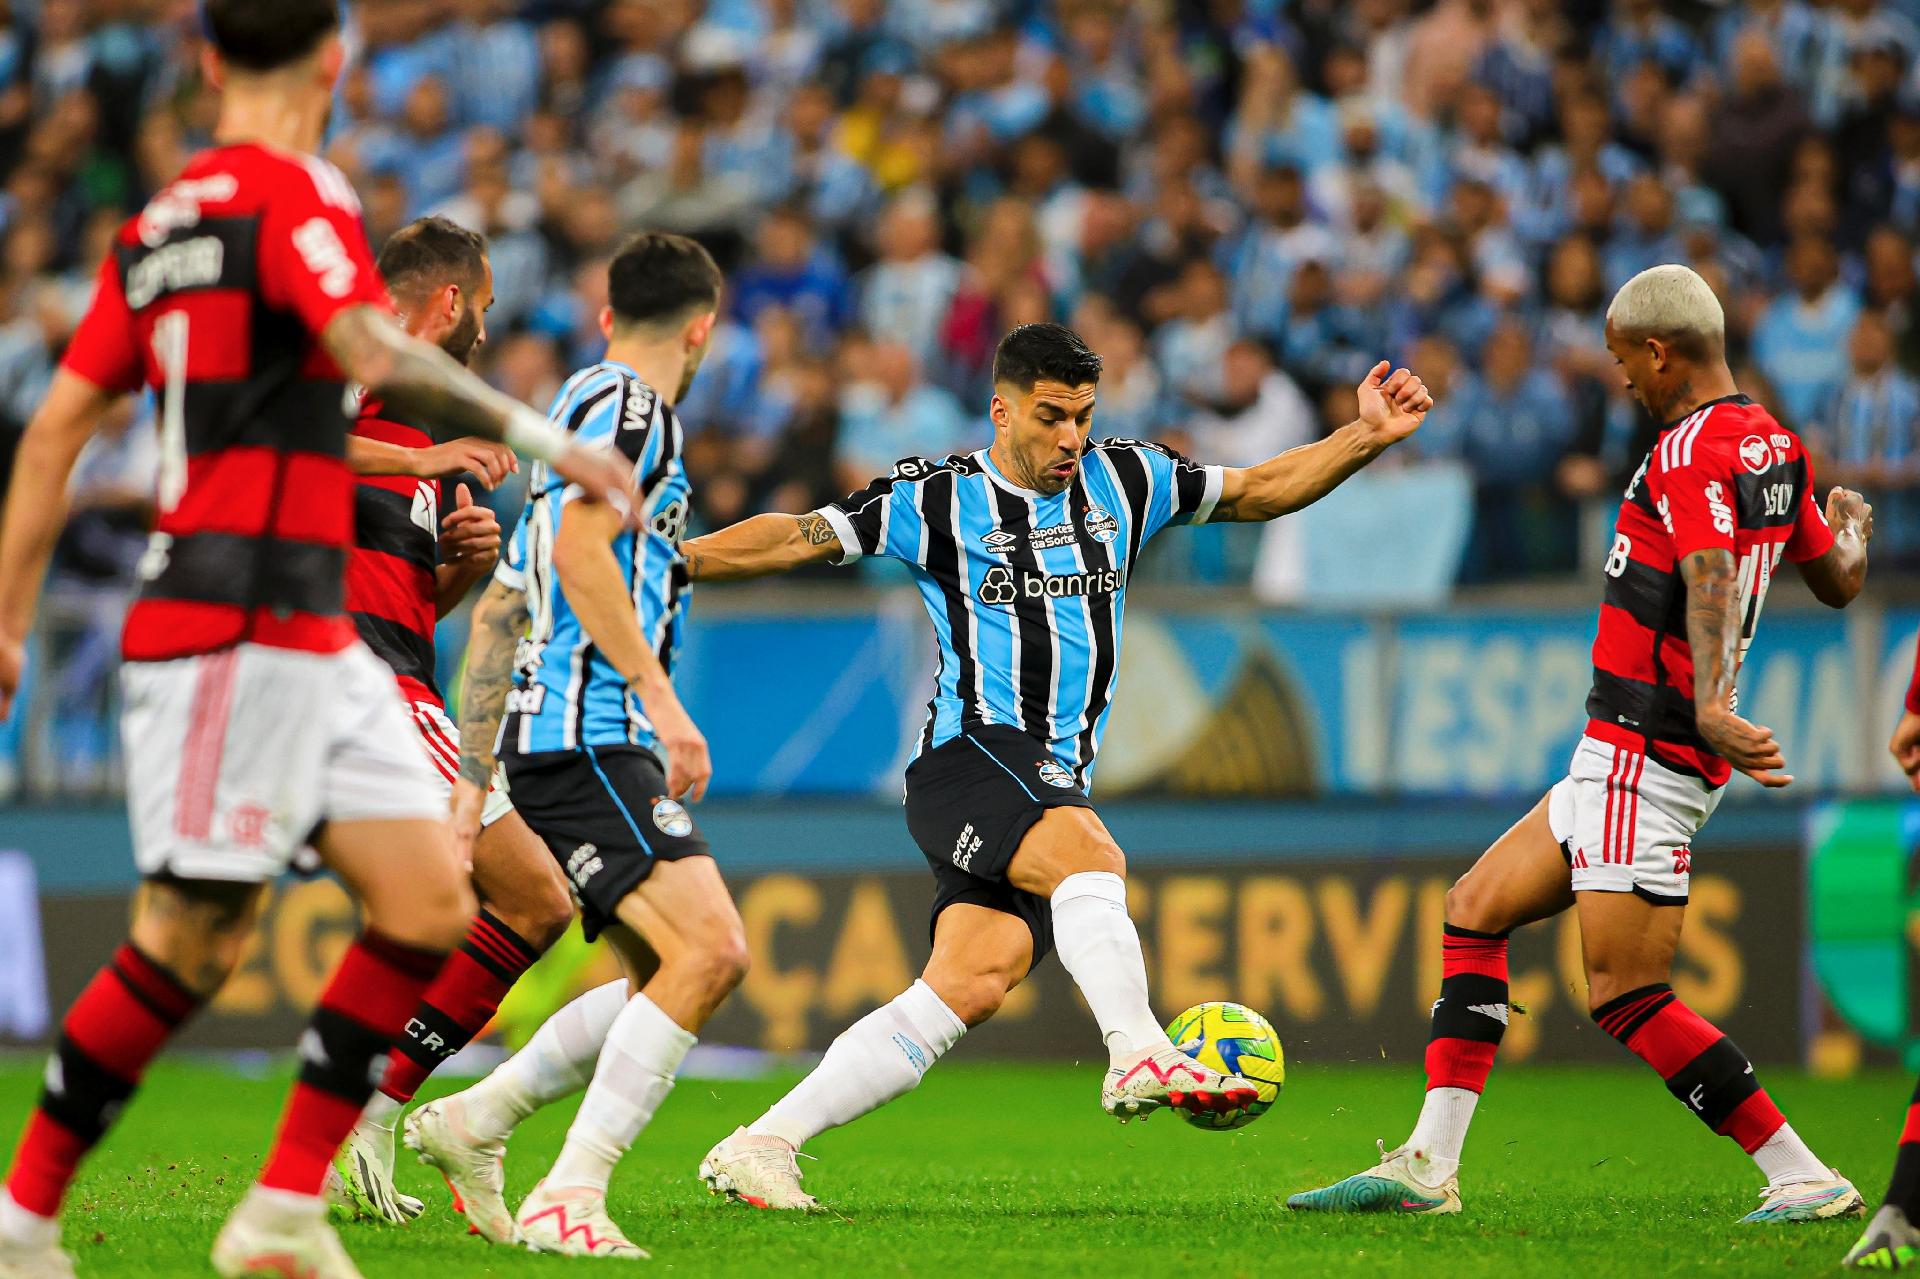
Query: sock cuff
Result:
<box><xmin>1590</xmin><ymin>983</ymin><xmax>1674</xmax><ymax>1036</ymax></box>
<box><xmin>1442</xmin><ymin>923</ymin><xmax>1510</xmax><ymax>942</ymax></box>
<box><xmin>359</xmin><ymin>929</ymin><xmax>450</xmax><ymax>982</ymax></box>
<box><xmin>111</xmin><ymin>943</ymin><xmax>202</xmax><ymax>1023</ymax></box>
<box><xmin>611</xmin><ymin>993</ymin><xmax>697</xmax><ymax>1075</ymax></box>
<box><xmin>467</xmin><ymin>909</ymin><xmax>541</xmax><ymax>974</ymax></box>
<box><xmin>1050</xmin><ymin>870</ymin><xmax>1127</xmax><ymax>909</ymax></box>
<box><xmin>900</xmin><ymin>980</ymin><xmax>968</xmax><ymax>1051</ymax></box>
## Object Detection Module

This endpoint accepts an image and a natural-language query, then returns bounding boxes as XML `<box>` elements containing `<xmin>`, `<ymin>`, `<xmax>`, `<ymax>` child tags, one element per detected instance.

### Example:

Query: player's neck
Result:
<box><xmin>214</xmin><ymin>79</ymin><xmax>329</xmax><ymax>158</ymax></box>
<box><xmin>1654</xmin><ymin>364</ymin><xmax>1739</xmax><ymax>427</ymax></box>
<box><xmin>603</xmin><ymin>340</ymin><xmax>686</xmax><ymax>407</ymax></box>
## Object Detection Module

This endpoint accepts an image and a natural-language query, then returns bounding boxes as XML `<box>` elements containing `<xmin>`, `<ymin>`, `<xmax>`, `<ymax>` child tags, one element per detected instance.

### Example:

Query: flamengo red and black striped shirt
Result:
<box><xmin>346</xmin><ymin>399</ymin><xmax>442</xmax><ymax>705</ymax></box>
<box><xmin>59</xmin><ymin>142</ymin><xmax>391</xmax><ymax>662</ymax></box>
<box><xmin>1586</xmin><ymin>394</ymin><xmax>1834</xmax><ymax>786</ymax></box>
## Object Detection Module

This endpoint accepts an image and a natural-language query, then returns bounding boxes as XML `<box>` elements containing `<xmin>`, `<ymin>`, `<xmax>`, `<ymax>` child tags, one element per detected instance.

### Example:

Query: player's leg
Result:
<box><xmin>702</xmin><ymin>902</ymin><xmax>1022</xmax><ymax>1210</ymax></box>
<box><xmin>1580</xmin><ymin>888</ymin><xmax>1860</xmax><ymax>1222</ymax></box>
<box><xmin>515</xmin><ymin>854</ymin><xmax>749</xmax><ymax>1257</ymax></box>
<box><xmin>1287</xmin><ymin>793</ymin><xmax>1572</xmax><ymax>1214</ymax></box>
<box><xmin>1843</xmin><ymin>1076</ymin><xmax>1920</xmax><ymax>1267</ymax></box>
<box><xmin>997</xmin><ymin>805</ymin><xmax>1256</xmax><ymax>1120</ymax></box>
<box><xmin>0</xmin><ymin>878</ymin><xmax>261</xmax><ymax>1274</ymax></box>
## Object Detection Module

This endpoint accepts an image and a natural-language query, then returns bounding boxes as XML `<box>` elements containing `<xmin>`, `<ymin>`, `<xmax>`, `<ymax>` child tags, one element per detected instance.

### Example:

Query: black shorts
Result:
<box><xmin>903</xmin><ymin>724</ymin><xmax>1093</xmax><ymax>968</ymax></box>
<box><xmin>503</xmin><ymin>744</ymin><xmax>711</xmax><ymax>941</ymax></box>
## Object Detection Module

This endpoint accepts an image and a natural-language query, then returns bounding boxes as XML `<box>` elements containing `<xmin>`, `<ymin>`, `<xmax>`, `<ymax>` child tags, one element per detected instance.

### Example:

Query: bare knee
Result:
<box><xmin>1583</xmin><ymin>959</ymin><xmax>1665</xmax><ymax>1016</ymax></box>
<box><xmin>484</xmin><ymin>887</ymin><xmax>573</xmax><ymax>953</ymax></box>
<box><xmin>666</xmin><ymin>917</ymin><xmax>750</xmax><ymax>1005</ymax></box>
<box><xmin>129</xmin><ymin>880</ymin><xmax>263</xmax><ymax>997</ymax></box>
<box><xmin>1444</xmin><ymin>875</ymin><xmax>1510</xmax><ymax>935</ymax></box>
<box><xmin>926</xmin><ymin>971</ymin><xmax>1013</xmax><ymax>1027</ymax></box>
<box><xmin>368</xmin><ymin>871</ymin><xmax>476</xmax><ymax>954</ymax></box>
<box><xmin>1009</xmin><ymin>808</ymin><xmax>1127</xmax><ymax>895</ymax></box>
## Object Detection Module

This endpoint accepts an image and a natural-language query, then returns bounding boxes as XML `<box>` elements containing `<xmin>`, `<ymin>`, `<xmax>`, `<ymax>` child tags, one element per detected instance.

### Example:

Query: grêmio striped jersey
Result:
<box><xmin>816</xmin><ymin>441</ymin><xmax>1222</xmax><ymax>787</ymax></box>
<box><xmin>495</xmin><ymin>360</ymin><xmax>692</xmax><ymax>757</ymax></box>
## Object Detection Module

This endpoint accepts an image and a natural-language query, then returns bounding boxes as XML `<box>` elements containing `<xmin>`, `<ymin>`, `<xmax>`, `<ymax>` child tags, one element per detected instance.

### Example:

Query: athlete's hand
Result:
<box><xmin>1826</xmin><ymin>486</ymin><xmax>1874</xmax><ymax>543</ymax></box>
<box><xmin>1355</xmin><ymin>360</ymin><xmax>1433</xmax><ymax>447</ymax></box>
<box><xmin>419</xmin><ymin>438</ymin><xmax>516</xmax><ymax>490</ymax></box>
<box><xmin>554</xmin><ymin>441</ymin><xmax>641</xmax><ymax>528</ymax></box>
<box><xmin>0</xmin><ymin>631</ymin><xmax>21</xmax><ymax>722</ymax></box>
<box><xmin>439</xmin><ymin>484</ymin><xmax>500</xmax><ymax>567</ymax></box>
<box><xmin>1697</xmin><ymin>706</ymin><xmax>1793</xmax><ymax>788</ymax></box>
<box><xmin>1890</xmin><ymin>710</ymin><xmax>1920</xmax><ymax>792</ymax></box>
<box><xmin>642</xmin><ymin>688</ymin><xmax>711</xmax><ymax>803</ymax></box>
<box><xmin>448</xmin><ymin>777</ymin><xmax>485</xmax><ymax>873</ymax></box>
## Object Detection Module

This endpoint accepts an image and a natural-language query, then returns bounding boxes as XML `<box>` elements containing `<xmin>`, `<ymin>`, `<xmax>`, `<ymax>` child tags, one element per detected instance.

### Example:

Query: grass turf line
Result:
<box><xmin>0</xmin><ymin>1059</ymin><xmax>1905</xmax><ymax>1277</ymax></box>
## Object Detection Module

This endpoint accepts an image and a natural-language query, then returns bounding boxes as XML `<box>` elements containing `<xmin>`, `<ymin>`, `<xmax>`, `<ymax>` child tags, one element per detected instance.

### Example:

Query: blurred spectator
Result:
<box><xmin>1174</xmin><ymin>339</ymin><xmax>1316</xmax><ymax>468</ymax></box>
<box><xmin>1705</xmin><ymin>31</ymin><xmax>1810</xmax><ymax>246</ymax></box>
<box><xmin>859</xmin><ymin>192</ymin><xmax>964</xmax><ymax>367</ymax></box>
<box><xmin>1753</xmin><ymin>234</ymin><xmax>1864</xmax><ymax>427</ymax></box>
<box><xmin>835</xmin><ymin>339</ymin><xmax>970</xmax><ymax>484</ymax></box>
<box><xmin>732</xmin><ymin>205</ymin><xmax>852</xmax><ymax>352</ymax></box>
<box><xmin>1814</xmin><ymin>309</ymin><xmax>1920</xmax><ymax>559</ymax></box>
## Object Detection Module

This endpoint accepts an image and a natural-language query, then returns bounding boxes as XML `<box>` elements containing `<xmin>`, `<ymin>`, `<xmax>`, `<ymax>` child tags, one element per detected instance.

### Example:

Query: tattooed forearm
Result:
<box><xmin>682</xmin><ymin>511</ymin><xmax>843</xmax><ymax>580</ymax></box>
<box><xmin>1679</xmin><ymin>547</ymin><xmax>1741</xmax><ymax>715</ymax></box>
<box><xmin>797</xmin><ymin>512</ymin><xmax>837</xmax><ymax>545</ymax></box>
<box><xmin>457</xmin><ymin>580</ymin><xmax>530</xmax><ymax>786</ymax></box>
<box><xmin>323</xmin><ymin>304</ymin><xmax>524</xmax><ymax>443</ymax></box>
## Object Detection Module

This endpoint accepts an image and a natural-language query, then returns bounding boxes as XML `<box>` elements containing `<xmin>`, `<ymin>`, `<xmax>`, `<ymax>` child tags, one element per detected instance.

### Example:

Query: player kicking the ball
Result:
<box><xmin>685</xmin><ymin>323</ymin><xmax>1433</xmax><ymax>1211</ymax></box>
<box><xmin>1289</xmin><ymin>264</ymin><xmax>1873</xmax><ymax>1223</ymax></box>
<box><xmin>404</xmin><ymin>233</ymin><xmax>749</xmax><ymax>1258</ymax></box>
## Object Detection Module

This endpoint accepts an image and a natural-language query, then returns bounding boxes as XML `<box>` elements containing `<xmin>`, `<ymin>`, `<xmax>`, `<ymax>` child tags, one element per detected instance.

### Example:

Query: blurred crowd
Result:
<box><xmin>0</xmin><ymin>0</ymin><xmax>1919</xmax><ymax>771</ymax></box>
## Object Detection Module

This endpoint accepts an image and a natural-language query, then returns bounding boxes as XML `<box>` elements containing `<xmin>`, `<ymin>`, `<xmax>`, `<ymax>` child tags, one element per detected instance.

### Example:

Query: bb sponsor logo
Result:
<box><xmin>1739</xmin><ymin>435</ymin><xmax>1772</xmax><ymax>474</ymax></box>
<box><xmin>1084</xmin><ymin>507</ymin><xmax>1119</xmax><ymax>543</ymax></box>
<box><xmin>653</xmin><ymin>799</ymin><xmax>694</xmax><ymax>838</ymax></box>
<box><xmin>1037</xmin><ymin>759</ymin><xmax>1076</xmax><ymax>789</ymax></box>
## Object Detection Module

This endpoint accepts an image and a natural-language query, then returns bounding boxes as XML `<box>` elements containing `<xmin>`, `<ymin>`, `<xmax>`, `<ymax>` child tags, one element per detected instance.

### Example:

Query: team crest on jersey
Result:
<box><xmin>1739</xmin><ymin>435</ymin><xmax>1772</xmax><ymax>474</ymax></box>
<box><xmin>981</xmin><ymin>529</ymin><xmax>1017</xmax><ymax>554</ymax></box>
<box><xmin>1036</xmin><ymin>759</ymin><xmax>1076</xmax><ymax>789</ymax></box>
<box><xmin>652</xmin><ymin>798</ymin><xmax>694</xmax><ymax>838</ymax></box>
<box><xmin>1083</xmin><ymin>506</ymin><xmax>1119</xmax><ymax>543</ymax></box>
<box><xmin>409</xmin><ymin>481</ymin><xmax>438</xmax><ymax>535</ymax></box>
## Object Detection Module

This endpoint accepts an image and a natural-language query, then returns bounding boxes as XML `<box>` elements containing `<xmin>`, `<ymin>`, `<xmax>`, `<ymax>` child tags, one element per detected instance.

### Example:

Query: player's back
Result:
<box><xmin>501</xmin><ymin>360</ymin><xmax>692</xmax><ymax>757</ymax></box>
<box><xmin>63</xmin><ymin>141</ymin><xmax>388</xmax><ymax>662</ymax></box>
<box><xmin>347</xmin><ymin>401</ymin><xmax>443</xmax><ymax>703</ymax></box>
<box><xmin>1586</xmin><ymin>394</ymin><xmax>1834</xmax><ymax>784</ymax></box>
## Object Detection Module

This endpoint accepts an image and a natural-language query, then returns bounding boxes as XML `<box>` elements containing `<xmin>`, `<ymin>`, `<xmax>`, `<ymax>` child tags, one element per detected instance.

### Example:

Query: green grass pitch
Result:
<box><xmin>0</xmin><ymin>1058</ymin><xmax>1907</xmax><ymax>1276</ymax></box>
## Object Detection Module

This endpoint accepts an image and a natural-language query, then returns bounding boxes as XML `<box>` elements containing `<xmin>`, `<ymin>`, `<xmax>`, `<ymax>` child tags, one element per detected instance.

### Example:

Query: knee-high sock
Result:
<box><xmin>749</xmin><ymin>980</ymin><xmax>966</xmax><ymax>1150</ymax></box>
<box><xmin>461</xmin><ymin>980</ymin><xmax>629</xmax><ymax>1144</ymax></box>
<box><xmin>257</xmin><ymin>931</ymin><xmax>445</xmax><ymax>1196</ymax></box>
<box><xmin>545</xmin><ymin>993</ymin><xmax>694</xmax><ymax>1195</ymax></box>
<box><xmin>1883</xmin><ymin>1076</ymin><xmax>1920</xmax><ymax>1215</ymax></box>
<box><xmin>1407</xmin><ymin>924</ymin><xmax>1511</xmax><ymax>1178</ymax></box>
<box><xmin>1050</xmin><ymin>871</ymin><xmax>1170</xmax><ymax>1063</ymax></box>
<box><xmin>379</xmin><ymin>909</ymin><xmax>541</xmax><ymax>1106</ymax></box>
<box><xmin>1</xmin><ymin>944</ymin><xmax>203</xmax><ymax>1226</ymax></box>
<box><xmin>1594</xmin><ymin>983</ymin><xmax>1826</xmax><ymax>1185</ymax></box>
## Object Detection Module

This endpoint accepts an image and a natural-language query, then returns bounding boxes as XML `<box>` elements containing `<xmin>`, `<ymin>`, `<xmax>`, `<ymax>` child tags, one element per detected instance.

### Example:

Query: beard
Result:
<box><xmin>438</xmin><ymin>306</ymin><xmax>482</xmax><ymax>367</ymax></box>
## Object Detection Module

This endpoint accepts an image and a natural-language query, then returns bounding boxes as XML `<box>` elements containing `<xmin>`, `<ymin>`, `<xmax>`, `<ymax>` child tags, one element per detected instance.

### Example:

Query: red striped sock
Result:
<box><xmin>1424</xmin><ymin>924</ymin><xmax>1509</xmax><ymax>1094</ymax></box>
<box><xmin>1883</xmin><ymin>1075</ymin><xmax>1920</xmax><ymax>1214</ymax></box>
<box><xmin>379</xmin><ymin>910</ymin><xmax>541</xmax><ymax>1104</ymax></box>
<box><xmin>257</xmin><ymin>931</ymin><xmax>445</xmax><ymax>1195</ymax></box>
<box><xmin>4</xmin><ymin>945</ymin><xmax>202</xmax><ymax>1216</ymax></box>
<box><xmin>1594</xmin><ymin>983</ymin><xmax>1784</xmax><ymax>1153</ymax></box>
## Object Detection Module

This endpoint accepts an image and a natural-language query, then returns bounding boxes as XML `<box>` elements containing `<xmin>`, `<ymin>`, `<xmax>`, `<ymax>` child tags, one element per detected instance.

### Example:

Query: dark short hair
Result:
<box><xmin>377</xmin><ymin>216</ymin><xmax>488</xmax><ymax>297</ymax></box>
<box><xmin>606</xmin><ymin>232</ymin><xmax>723</xmax><ymax>330</ymax></box>
<box><xmin>992</xmin><ymin>323</ymin><xmax>1102</xmax><ymax>392</ymax></box>
<box><xmin>201</xmin><ymin>0</ymin><xmax>338</xmax><ymax>72</ymax></box>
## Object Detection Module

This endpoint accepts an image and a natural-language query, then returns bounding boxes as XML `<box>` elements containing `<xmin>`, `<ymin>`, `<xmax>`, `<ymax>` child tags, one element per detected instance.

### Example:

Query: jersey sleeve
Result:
<box><xmin>1645</xmin><ymin>437</ymin><xmax>1739</xmax><ymax>562</ymax></box>
<box><xmin>493</xmin><ymin>507</ymin><xmax>528</xmax><ymax>592</ymax></box>
<box><xmin>59</xmin><ymin>250</ymin><xmax>144</xmax><ymax>393</ymax></box>
<box><xmin>1128</xmin><ymin>441</ymin><xmax>1224</xmax><ymax>541</ymax></box>
<box><xmin>817</xmin><ymin>457</ymin><xmax>931</xmax><ymax>565</ymax></box>
<box><xmin>1784</xmin><ymin>464</ymin><xmax>1836</xmax><ymax>564</ymax></box>
<box><xmin>255</xmin><ymin>156</ymin><xmax>389</xmax><ymax>338</ymax></box>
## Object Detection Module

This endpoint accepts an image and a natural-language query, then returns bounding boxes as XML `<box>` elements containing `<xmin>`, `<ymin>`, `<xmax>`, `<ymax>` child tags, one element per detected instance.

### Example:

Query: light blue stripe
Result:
<box><xmin>582</xmin><ymin>744</ymin><xmax>655</xmax><ymax>855</ymax></box>
<box><xmin>963</xmin><ymin>733</ymin><xmax>1040</xmax><ymax>801</ymax></box>
<box><xmin>958</xmin><ymin>475</ymin><xmax>1018</xmax><ymax>727</ymax></box>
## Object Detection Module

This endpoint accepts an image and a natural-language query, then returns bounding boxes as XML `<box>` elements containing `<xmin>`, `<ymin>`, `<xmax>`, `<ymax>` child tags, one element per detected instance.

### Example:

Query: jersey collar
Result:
<box><xmin>1659</xmin><ymin>392</ymin><xmax>1749</xmax><ymax>432</ymax></box>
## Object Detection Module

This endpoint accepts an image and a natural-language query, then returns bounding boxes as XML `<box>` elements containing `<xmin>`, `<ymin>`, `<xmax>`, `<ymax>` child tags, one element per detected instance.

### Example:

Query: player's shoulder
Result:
<box><xmin>1654</xmin><ymin>395</ymin><xmax>1798</xmax><ymax>474</ymax></box>
<box><xmin>1087</xmin><ymin>436</ymin><xmax>1192</xmax><ymax>465</ymax></box>
<box><xmin>880</xmin><ymin>452</ymin><xmax>982</xmax><ymax>486</ymax></box>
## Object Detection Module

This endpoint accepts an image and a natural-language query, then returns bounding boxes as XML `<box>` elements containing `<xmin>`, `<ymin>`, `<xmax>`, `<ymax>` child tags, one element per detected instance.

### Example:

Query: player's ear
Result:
<box><xmin>598</xmin><ymin>305</ymin><xmax>615</xmax><ymax>341</ymax></box>
<box><xmin>200</xmin><ymin>44</ymin><xmax>224</xmax><ymax>91</ymax></box>
<box><xmin>318</xmin><ymin>35</ymin><xmax>347</xmax><ymax>89</ymax></box>
<box><xmin>989</xmin><ymin>392</ymin><xmax>1010</xmax><ymax>433</ymax></box>
<box><xmin>686</xmin><ymin>311</ymin><xmax>717</xmax><ymax>352</ymax></box>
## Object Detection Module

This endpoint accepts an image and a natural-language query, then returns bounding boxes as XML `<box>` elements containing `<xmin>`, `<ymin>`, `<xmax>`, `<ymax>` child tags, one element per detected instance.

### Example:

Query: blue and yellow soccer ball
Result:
<box><xmin>1166</xmin><ymin>1001</ymin><xmax>1285</xmax><ymax>1130</ymax></box>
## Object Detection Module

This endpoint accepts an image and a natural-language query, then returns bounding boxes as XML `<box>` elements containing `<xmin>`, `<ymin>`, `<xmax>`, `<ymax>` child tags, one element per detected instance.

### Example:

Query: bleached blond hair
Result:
<box><xmin>1605</xmin><ymin>264</ymin><xmax>1725</xmax><ymax>357</ymax></box>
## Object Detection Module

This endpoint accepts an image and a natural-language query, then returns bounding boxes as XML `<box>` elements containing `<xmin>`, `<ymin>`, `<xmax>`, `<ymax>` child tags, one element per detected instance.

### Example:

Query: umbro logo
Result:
<box><xmin>981</xmin><ymin>529</ymin><xmax>1016</xmax><ymax>554</ymax></box>
<box><xmin>1468</xmin><ymin>1003</ymin><xmax>1509</xmax><ymax>1026</ymax></box>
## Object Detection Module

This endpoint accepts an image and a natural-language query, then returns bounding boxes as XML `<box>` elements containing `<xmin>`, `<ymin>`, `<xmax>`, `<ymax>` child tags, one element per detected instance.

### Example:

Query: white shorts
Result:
<box><xmin>1547</xmin><ymin>735</ymin><xmax>1722</xmax><ymax>903</ymax></box>
<box><xmin>402</xmin><ymin>698</ymin><xmax>513</xmax><ymax>829</ymax></box>
<box><xmin>121</xmin><ymin>642</ymin><xmax>445</xmax><ymax>883</ymax></box>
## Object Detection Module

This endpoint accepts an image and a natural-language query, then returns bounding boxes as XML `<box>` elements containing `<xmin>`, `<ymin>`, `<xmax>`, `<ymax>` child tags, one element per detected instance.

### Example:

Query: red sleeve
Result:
<box><xmin>1785</xmin><ymin>465</ymin><xmax>1836</xmax><ymax>564</ymax></box>
<box><xmin>1907</xmin><ymin>628</ymin><xmax>1920</xmax><ymax>715</ymax></box>
<box><xmin>1646</xmin><ymin>437</ymin><xmax>1738</xmax><ymax>562</ymax></box>
<box><xmin>59</xmin><ymin>251</ymin><xmax>143</xmax><ymax>394</ymax></box>
<box><xmin>255</xmin><ymin>155</ymin><xmax>389</xmax><ymax>337</ymax></box>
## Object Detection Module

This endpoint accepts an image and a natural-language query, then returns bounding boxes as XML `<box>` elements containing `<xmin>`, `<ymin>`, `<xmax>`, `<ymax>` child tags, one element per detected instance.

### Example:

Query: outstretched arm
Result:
<box><xmin>682</xmin><ymin>510</ymin><xmax>843</xmax><ymax>581</ymax></box>
<box><xmin>345</xmin><ymin>434</ymin><xmax>516</xmax><ymax>491</ymax></box>
<box><xmin>1796</xmin><ymin>486</ymin><xmax>1871</xmax><ymax>608</ymax></box>
<box><xmin>1210</xmin><ymin>361</ymin><xmax>1433</xmax><ymax>523</ymax></box>
<box><xmin>1680</xmin><ymin>548</ymin><xmax>1791</xmax><ymax>788</ymax></box>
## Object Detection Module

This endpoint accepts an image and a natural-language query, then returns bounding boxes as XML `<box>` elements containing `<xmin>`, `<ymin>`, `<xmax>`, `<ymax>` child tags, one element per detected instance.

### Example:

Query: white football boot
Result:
<box><xmin>1739</xmin><ymin>1169</ymin><xmax>1866</xmax><ymax>1223</ymax></box>
<box><xmin>1100</xmin><ymin>1045</ymin><xmax>1259</xmax><ymax>1122</ymax></box>
<box><xmin>211</xmin><ymin>1186</ymin><xmax>364</xmax><ymax>1279</ymax></box>
<box><xmin>328</xmin><ymin>1110</ymin><xmax>424</xmax><ymax>1225</ymax></box>
<box><xmin>517</xmin><ymin>1181</ymin><xmax>649</xmax><ymax>1258</ymax></box>
<box><xmin>404</xmin><ymin>1095</ymin><xmax>517</xmax><ymax>1244</ymax></box>
<box><xmin>0</xmin><ymin>1238</ymin><xmax>76</xmax><ymax>1279</ymax></box>
<box><xmin>698</xmin><ymin>1128</ymin><xmax>821</xmax><ymax>1211</ymax></box>
<box><xmin>1285</xmin><ymin>1139</ymin><xmax>1463</xmax><ymax>1214</ymax></box>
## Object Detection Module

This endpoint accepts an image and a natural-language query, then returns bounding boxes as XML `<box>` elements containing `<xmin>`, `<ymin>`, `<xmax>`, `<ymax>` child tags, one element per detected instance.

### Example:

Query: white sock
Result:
<box><xmin>749</xmin><ymin>979</ymin><xmax>966</xmax><ymax>1150</ymax></box>
<box><xmin>464</xmin><ymin>980</ymin><xmax>629</xmax><ymax>1143</ymax></box>
<box><xmin>545</xmin><ymin>992</ymin><xmax>695</xmax><ymax>1195</ymax></box>
<box><xmin>0</xmin><ymin>1187</ymin><xmax>57</xmax><ymax>1247</ymax></box>
<box><xmin>1406</xmin><ymin>1086</ymin><xmax>1478</xmax><ymax>1182</ymax></box>
<box><xmin>1050</xmin><ymin>871</ymin><xmax>1171</xmax><ymax>1064</ymax></box>
<box><xmin>1753</xmin><ymin>1122</ymin><xmax>1829</xmax><ymax>1187</ymax></box>
<box><xmin>243</xmin><ymin>1183</ymin><xmax>327</xmax><ymax>1216</ymax></box>
<box><xmin>361</xmin><ymin>1091</ymin><xmax>402</xmax><ymax>1130</ymax></box>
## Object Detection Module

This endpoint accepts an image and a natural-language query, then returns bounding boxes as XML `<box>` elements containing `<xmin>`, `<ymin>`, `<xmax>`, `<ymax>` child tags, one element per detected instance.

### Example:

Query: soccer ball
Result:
<box><xmin>1165</xmin><ymin>1001</ymin><xmax>1285</xmax><ymax>1130</ymax></box>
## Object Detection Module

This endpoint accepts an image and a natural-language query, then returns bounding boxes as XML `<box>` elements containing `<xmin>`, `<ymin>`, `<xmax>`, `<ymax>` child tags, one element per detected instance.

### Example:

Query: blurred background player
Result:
<box><xmin>0</xmin><ymin>3</ymin><xmax>636</xmax><ymax>1276</ymax></box>
<box><xmin>327</xmin><ymin>215</ymin><xmax>575</xmax><ymax>1228</ymax></box>
<box><xmin>407</xmin><ymin>232</ymin><xmax>749</xmax><ymax>1258</ymax></box>
<box><xmin>684</xmin><ymin>323</ymin><xmax>1431</xmax><ymax>1211</ymax></box>
<box><xmin>1288</xmin><ymin>264</ymin><xmax>1874</xmax><ymax>1224</ymax></box>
